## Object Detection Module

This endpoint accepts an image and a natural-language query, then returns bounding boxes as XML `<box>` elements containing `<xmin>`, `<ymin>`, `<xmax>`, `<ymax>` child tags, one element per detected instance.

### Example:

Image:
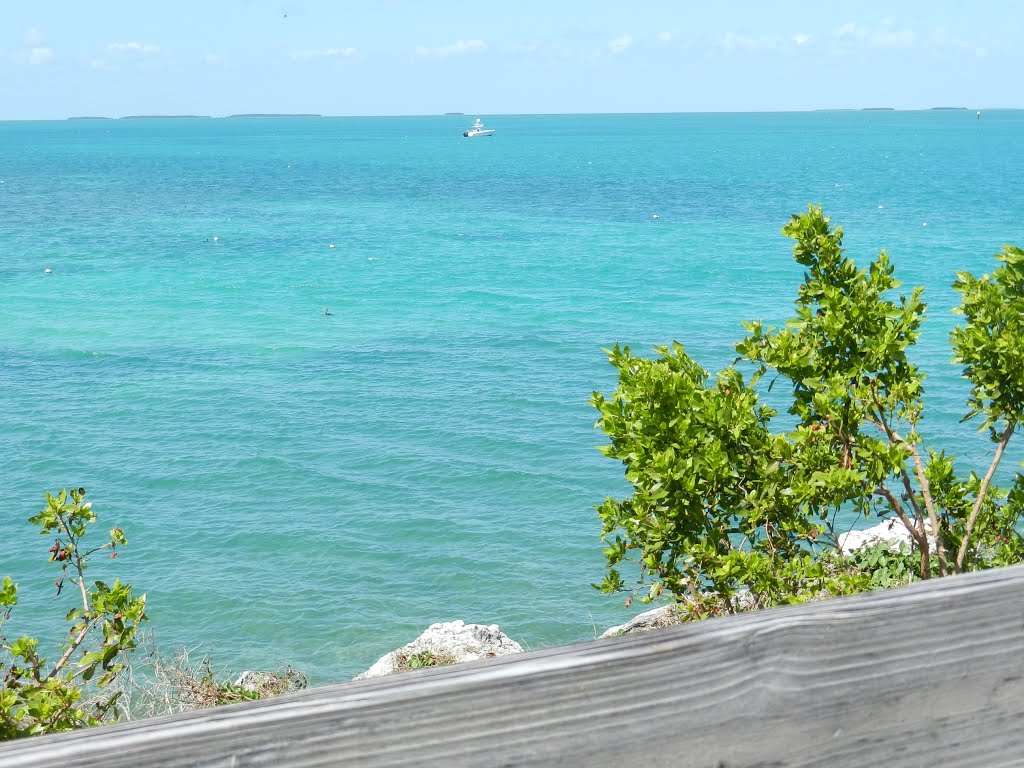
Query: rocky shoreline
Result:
<box><xmin>342</xmin><ymin>517</ymin><xmax>920</xmax><ymax>679</ymax></box>
<box><xmin>231</xmin><ymin>518</ymin><xmax>919</xmax><ymax>687</ymax></box>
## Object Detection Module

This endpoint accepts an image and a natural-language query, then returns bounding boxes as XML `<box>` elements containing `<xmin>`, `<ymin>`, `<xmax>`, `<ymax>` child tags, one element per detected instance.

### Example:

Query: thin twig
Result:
<box><xmin>49</xmin><ymin>514</ymin><xmax>97</xmax><ymax>677</ymax></box>
<box><xmin>57</xmin><ymin>515</ymin><xmax>91</xmax><ymax>614</ymax></box>
<box><xmin>52</xmin><ymin>617</ymin><xmax>102</xmax><ymax>675</ymax></box>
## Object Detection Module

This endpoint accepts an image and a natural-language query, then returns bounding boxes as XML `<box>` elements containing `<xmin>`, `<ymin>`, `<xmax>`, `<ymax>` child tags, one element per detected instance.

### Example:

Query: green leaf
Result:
<box><xmin>0</xmin><ymin>576</ymin><xmax>17</xmax><ymax>607</ymax></box>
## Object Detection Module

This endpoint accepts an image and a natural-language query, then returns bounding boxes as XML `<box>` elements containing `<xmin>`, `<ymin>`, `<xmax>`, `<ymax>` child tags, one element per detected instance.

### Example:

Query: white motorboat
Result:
<box><xmin>463</xmin><ymin>118</ymin><xmax>495</xmax><ymax>138</ymax></box>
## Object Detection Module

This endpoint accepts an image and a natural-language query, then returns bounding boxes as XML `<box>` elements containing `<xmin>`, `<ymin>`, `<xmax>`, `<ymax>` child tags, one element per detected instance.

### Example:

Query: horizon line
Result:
<box><xmin>1</xmin><ymin>106</ymin><xmax>1021</xmax><ymax>123</ymax></box>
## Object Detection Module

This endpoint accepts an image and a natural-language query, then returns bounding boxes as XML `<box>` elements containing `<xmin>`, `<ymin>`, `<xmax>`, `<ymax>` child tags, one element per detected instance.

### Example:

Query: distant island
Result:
<box><xmin>226</xmin><ymin>113</ymin><xmax>322</xmax><ymax>118</ymax></box>
<box><xmin>67</xmin><ymin>113</ymin><xmax>322</xmax><ymax>121</ymax></box>
<box><xmin>931</xmin><ymin>106</ymin><xmax>969</xmax><ymax>110</ymax></box>
<box><xmin>119</xmin><ymin>115</ymin><xmax>210</xmax><ymax>120</ymax></box>
<box><xmin>862</xmin><ymin>107</ymin><xmax>895</xmax><ymax>111</ymax></box>
<box><xmin>444</xmin><ymin>112</ymin><xmax>465</xmax><ymax>116</ymax></box>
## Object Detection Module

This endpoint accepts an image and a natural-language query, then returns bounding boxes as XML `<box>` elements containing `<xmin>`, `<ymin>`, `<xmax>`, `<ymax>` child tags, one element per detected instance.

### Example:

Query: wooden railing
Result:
<box><xmin>7</xmin><ymin>564</ymin><xmax>1024</xmax><ymax>767</ymax></box>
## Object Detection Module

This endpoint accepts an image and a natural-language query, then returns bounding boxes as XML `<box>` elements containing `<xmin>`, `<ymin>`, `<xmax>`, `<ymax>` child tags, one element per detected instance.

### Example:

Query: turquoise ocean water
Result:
<box><xmin>2</xmin><ymin>111</ymin><xmax>1024</xmax><ymax>682</ymax></box>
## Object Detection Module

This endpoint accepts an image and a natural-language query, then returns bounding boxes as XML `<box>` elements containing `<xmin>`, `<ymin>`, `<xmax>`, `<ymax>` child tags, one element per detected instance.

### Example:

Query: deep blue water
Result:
<box><xmin>2</xmin><ymin>111</ymin><xmax>1023</xmax><ymax>681</ymax></box>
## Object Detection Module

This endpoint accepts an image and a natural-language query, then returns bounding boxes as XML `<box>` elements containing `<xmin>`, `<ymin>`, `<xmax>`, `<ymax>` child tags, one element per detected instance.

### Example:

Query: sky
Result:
<box><xmin>2</xmin><ymin>1</ymin><xmax>1022</xmax><ymax>120</ymax></box>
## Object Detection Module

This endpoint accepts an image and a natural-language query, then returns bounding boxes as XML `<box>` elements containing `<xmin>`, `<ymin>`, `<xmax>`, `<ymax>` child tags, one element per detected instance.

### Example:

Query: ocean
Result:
<box><xmin>2</xmin><ymin>110</ymin><xmax>1023</xmax><ymax>683</ymax></box>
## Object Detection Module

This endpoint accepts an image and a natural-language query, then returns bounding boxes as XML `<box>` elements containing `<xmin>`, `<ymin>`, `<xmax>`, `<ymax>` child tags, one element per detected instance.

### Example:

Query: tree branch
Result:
<box><xmin>906</xmin><ymin>442</ymin><xmax>948</xmax><ymax>577</ymax></box>
<box><xmin>956</xmin><ymin>421</ymin><xmax>1016</xmax><ymax>572</ymax></box>
<box><xmin>51</xmin><ymin>616</ymin><xmax>101</xmax><ymax>677</ymax></box>
<box><xmin>869</xmin><ymin>392</ymin><xmax>948</xmax><ymax>576</ymax></box>
<box><xmin>56</xmin><ymin>514</ymin><xmax>91</xmax><ymax>612</ymax></box>
<box><xmin>874</xmin><ymin>485</ymin><xmax>931</xmax><ymax>578</ymax></box>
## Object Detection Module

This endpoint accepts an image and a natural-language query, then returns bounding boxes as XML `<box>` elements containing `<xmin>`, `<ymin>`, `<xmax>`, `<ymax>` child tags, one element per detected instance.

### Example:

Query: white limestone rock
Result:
<box><xmin>600</xmin><ymin>590</ymin><xmax>759</xmax><ymax>639</ymax></box>
<box><xmin>354</xmin><ymin>620</ymin><xmax>524</xmax><ymax>680</ymax></box>
<box><xmin>600</xmin><ymin>605</ymin><xmax>685</xmax><ymax>638</ymax></box>
<box><xmin>838</xmin><ymin>517</ymin><xmax>933</xmax><ymax>554</ymax></box>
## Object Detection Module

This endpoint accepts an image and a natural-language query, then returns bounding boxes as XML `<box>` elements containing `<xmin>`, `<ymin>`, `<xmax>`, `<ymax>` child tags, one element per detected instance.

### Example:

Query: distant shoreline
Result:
<box><xmin>119</xmin><ymin>115</ymin><xmax>212</xmax><ymax>120</ymax></box>
<box><xmin>37</xmin><ymin>107</ymin><xmax>1022</xmax><ymax>124</ymax></box>
<box><xmin>227</xmin><ymin>114</ymin><xmax>323</xmax><ymax>119</ymax></box>
<box><xmin>66</xmin><ymin>114</ymin><xmax>322</xmax><ymax>121</ymax></box>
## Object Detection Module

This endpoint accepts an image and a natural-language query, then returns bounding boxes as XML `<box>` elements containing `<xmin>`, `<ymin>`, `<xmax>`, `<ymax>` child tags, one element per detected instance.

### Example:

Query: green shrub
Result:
<box><xmin>593</xmin><ymin>207</ymin><xmax>1024</xmax><ymax>610</ymax></box>
<box><xmin>1</xmin><ymin>489</ymin><xmax>147</xmax><ymax>739</ymax></box>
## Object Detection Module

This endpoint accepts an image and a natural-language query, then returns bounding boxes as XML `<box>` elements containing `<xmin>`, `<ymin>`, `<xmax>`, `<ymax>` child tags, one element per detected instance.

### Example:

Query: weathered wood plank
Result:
<box><xmin>7</xmin><ymin>564</ymin><xmax>1024</xmax><ymax>767</ymax></box>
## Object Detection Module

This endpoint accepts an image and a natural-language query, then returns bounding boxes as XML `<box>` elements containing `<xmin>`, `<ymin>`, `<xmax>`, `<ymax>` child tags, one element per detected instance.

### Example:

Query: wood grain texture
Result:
<box><xmin>7</xmin><ymin>564</ymin><xmax>1024</xmax><ymax>767</ymax></box>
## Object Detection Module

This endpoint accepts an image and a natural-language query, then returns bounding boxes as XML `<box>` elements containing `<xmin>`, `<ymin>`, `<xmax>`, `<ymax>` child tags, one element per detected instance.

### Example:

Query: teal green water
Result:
<box><xmin>2</xmin><ymin>111</ymin><xmax>1024</xmax><ymax>681</ymax></box>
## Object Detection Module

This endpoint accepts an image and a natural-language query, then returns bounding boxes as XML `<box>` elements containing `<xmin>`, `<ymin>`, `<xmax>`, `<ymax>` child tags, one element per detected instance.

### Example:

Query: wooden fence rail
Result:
<box><xmin>7</xmin><ymin>564</ymin><xmax>1024</xmax><ymax>767</ymax></box>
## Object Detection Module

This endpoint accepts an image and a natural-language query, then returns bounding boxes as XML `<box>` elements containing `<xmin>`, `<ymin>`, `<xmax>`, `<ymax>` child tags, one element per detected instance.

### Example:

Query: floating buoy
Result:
<box><xmin>329</xmin><ymin>243</ymin><xmax>336</xmax><ymax>249</ymax></box>
<box><xmin>922</xmin><ymin>222</ymin><xmax>928</xmax><ymax>227</ymax></box>
<box><xmin>212</xmin><ymin>236</ymin><xmax>219</xmax><ymax>242</ymax></box>
<box><xmin>44</xmin><ymin>268</ymin><xmax>52</xmax><ymax>274</ymax></box>
<box><xmin>877</xmin><ymin>205</ymin><xmax>884</xmax><ymax>209</ymax></box>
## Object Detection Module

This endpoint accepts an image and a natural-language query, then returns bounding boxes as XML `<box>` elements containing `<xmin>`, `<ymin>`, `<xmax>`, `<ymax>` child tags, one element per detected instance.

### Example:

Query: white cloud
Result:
<box><xmin>107</xmin><ymin>42</ymin><xmax>161</xmax><ymax>55</ymax></box>
<box><xmin>834</xmin><ymin>21</ymin><xmax>915</xmax><ymax>48</ymax></box>
<box><xmin>719</xmin><ymin>32</ymin><xmax>782</xmax><ymax>53</ymax></box>
<box><xmin>929</xmin><ymin>27</ymin><xmax>986</xmax><ymax>56</ymax></box>
<box><xmin>608</xmin><ymin>35</ymin><xmax>633</xmax><ymax>55</ymax></box>
<box><xmin>290</xmin><ymin>47</ymin><xmax>357</xmax><ymax>61</ymax></box>
<box><xmin>875</xmin><ymin>28</ymin><xmax>915</xmax><ymax>48</ymax></box>
<box><xmin>835</xmin><ymin>22</ymin><xmax>864</xmax><ymax>40</ymax></box>
<box><xmin>416</xmin><ymin>39</ymin><xmax>486</xmax><ymax>57</ymax></box>
<box><xmin>720</xmin><ymin>32</ymin><xmax>748</xmax><ymax>51</ymax></box>
<box><xmin>90</xmin><ymin>41</ymin><xmax>162</xmax><ymax>71</ymax></box>
<box><xmin>24</xmin><ymin>27</ymin><xmax>46</xmax><ymax>46</ymax></box>
<box><xmin>794</xmin><ymin>33</ymin><xmax>812</xmax><ymax>46</ymax></box>
<box><xmin>28</xmin><ymin>47</ymin><xmax>53</xmax><ymax>65</ymax></box>
<box><xmin>657</xmin><ymin>32</ymin><xmax>673</xmax><ymax>43</ymax></box>
<box><xmin>202</xmin><ymin>53</ymin><xmax>225</xmax><ymax>65</ymax></box>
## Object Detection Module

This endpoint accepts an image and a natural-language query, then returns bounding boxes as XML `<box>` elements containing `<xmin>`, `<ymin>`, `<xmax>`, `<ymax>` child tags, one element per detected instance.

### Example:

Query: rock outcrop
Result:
<box><xmin>600</xmin><ymin>604</ymin><xmax>686</xmax><ymax>638</ymax></box>
<box><xmin>233</xmin><ymin>668</ymin><xmax>308</xmax><ymax>696</ymax></box>
<box><xmin>354</xmin><ymin>620</ymin><xmax>523</xmax><ymax>680</ymax></box>
<box><xmin>600</xmin><ymin>590</ymin><xmax>757</xmax><ymax>638</ymax></box>
<box><xmin>838</xmin><ymin>517</ymin><xmax>933</xmax><ymax>554</ymax></box>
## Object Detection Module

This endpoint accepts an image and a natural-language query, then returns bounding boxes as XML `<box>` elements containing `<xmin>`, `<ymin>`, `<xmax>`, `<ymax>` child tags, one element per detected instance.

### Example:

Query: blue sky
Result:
<box><xmin>3</xmin><ymin>1</ymin><xmax>1022</xmax><ymax>119</ymax></box>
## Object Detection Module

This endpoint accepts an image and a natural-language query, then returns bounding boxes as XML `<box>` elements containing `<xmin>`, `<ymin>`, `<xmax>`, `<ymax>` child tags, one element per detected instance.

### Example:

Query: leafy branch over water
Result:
<box><xmin>1</xmin><ymin>489</ymin><xmax>147</xmax><ymax>738</ymax></box>
<box><xmin>594</xmin><ymin>206</ymin><xmax>1024</xmax><ymax>611</ymax></box>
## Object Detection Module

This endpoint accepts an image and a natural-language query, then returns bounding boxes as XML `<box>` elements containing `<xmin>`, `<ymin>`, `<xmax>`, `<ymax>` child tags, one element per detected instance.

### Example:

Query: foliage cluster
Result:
<box><xmin>1</xmin><ymin>489</ymin><xmax>147</xmax><ymax>739</ymax></box>
<box><xmin>2</xmin><ymin>491</ymin><xmax>308</xmax><ymax>741</ymax></box>
<box><xmin>394</xmin><ymin>650</ymin><xmax>458</xmax><ymax>672</ymax></box>
<box><xmin>594</xmin><ymin>207</ymin><xmax>1024</xmax><ymax>610</ymax></box>
<box><xmin>156</xmin><ymin>658</ymin><xmax>308</xmax><ymax>709</ymax></box>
